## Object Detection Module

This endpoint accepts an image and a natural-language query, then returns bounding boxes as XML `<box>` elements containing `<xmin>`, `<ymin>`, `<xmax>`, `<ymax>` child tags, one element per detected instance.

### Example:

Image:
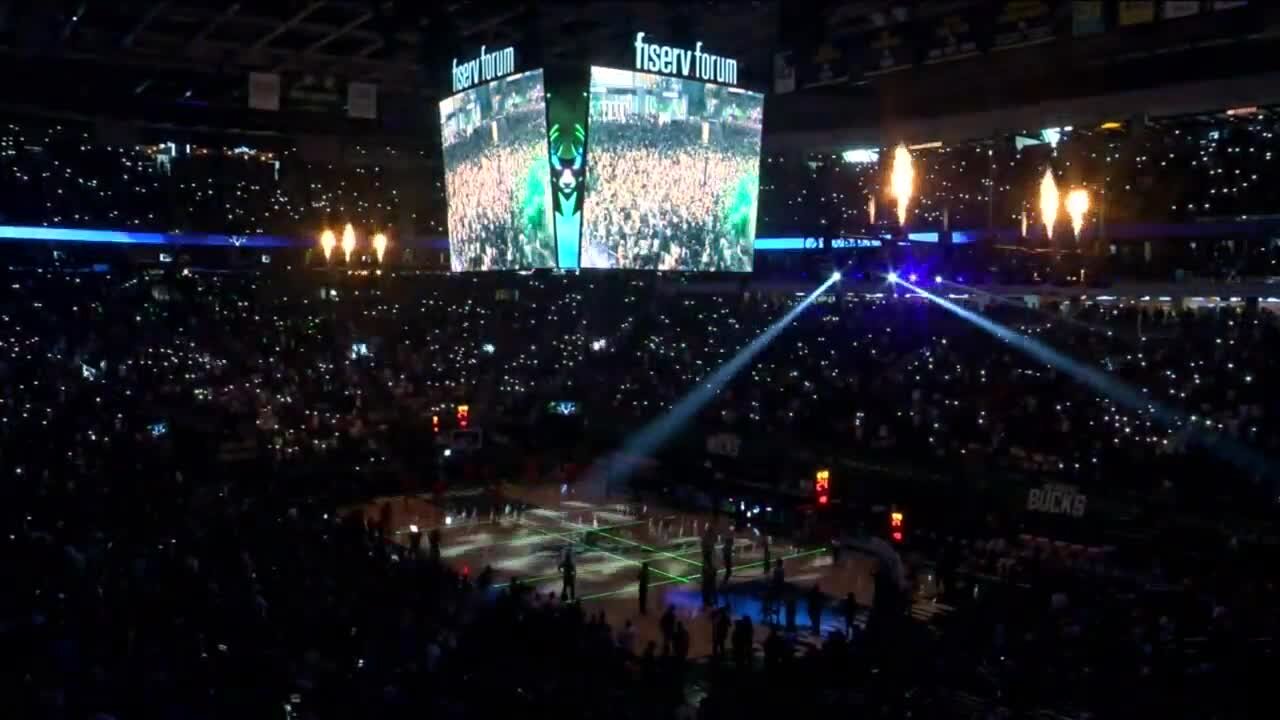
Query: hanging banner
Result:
<box><xmin>1211</xmin><ymin>1</ymin><xmax>1247</xmax><ymax>11</ymax></box>
<box><xmin>1072</xmin><ymin>0</ymin><xmax>1106</xmax><ymax>35</ymax></box>
<box><xmin>924</xmin><ymin>10</ymin><xmax>981</xmax><ymax>64</ymax></box>
<box><xmin>1162</xmin><ymin>1</ymin><xmax>1201</xmax><ymax>19</ymax></box>
<box><xmin>773</xmin><ymin>51</ymin><xmax>796</xmax><ymax>94</ymax></box>
<box><xmin>798</xmin><ymin>41</ymin><xmax>851</xmax><ymax>89</ymax></box>
<box><xmin>993</xmin><ymin>1</ymin><xmax>1055</xmax><ymax>50</ymax></box>
<box><xmin>286</xmin><ymin>73</ymin><xmax>344</xmax><ymax>114</ymax></box>
<box><xmin>248</xmin><ymin>72</ymin><xmax>281</xmax><ymax>111</ymax></box>
<box><xmin>347</xmin><ymin>82</ymin><xmax>377</xmax><ymax>119</ymax></box>
<box><xmin>865</xmin><ymin>25</ymin><xmax>912</xmax><ymax>76</ymax></box>
<box><xmin>1118</xmin><ymin>1</ymin><xmax>1157</xmax><ymax>26</ymax></box>
<box><xmin>706</xmin><ymin>433</ymin><xmax>743</xmax><ymax>459</ymax></box>
<box><xmin>1027</xmin><ymin>483</ymin><xmax>1088</xmax><ymax>518</ymax></box>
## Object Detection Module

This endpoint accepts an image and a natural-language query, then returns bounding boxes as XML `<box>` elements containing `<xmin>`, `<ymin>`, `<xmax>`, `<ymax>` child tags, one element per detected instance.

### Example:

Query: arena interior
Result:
<box><xmin>2</xmin><ymin>2</ymin><xmax>1280</xmax><ymax>719</ymax></box>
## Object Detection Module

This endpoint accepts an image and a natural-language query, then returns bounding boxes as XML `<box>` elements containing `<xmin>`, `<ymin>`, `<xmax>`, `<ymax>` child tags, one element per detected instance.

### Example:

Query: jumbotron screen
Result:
<box><xmin>582</xmin><ymin>66</ymin><xmax>763</xmax><ymax>271</ymax></box>
<box><xmin>439</xmin><ymin>69</ymin><xmax>555</xmax><ymax>271</ymax></box>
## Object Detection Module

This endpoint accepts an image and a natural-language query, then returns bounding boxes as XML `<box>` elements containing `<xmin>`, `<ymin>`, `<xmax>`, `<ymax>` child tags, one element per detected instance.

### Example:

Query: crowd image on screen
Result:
<box><xmin>440</xmin><ymin>70</ymin><xmax>555</xmax><ymax>272</ymax></box>
<box><xmin>583</xmin><ymin>70</ymin><xmax>763</xmax><ymax>271</ymax></box>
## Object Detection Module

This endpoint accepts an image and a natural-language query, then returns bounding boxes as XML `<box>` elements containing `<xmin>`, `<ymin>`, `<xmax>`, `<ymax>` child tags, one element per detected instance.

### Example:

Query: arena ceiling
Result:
<box><xmin>0</xmin><ymin>1</ymin><xmax>782</xmax><ymax>112</ymax></box>
<box><xmin>6</xmin><ymin>1</ymin><xmax>1271</xmax><ymax>147</ymax></box>
<box><xmin>2</xmin><ymin>1</ymin><xmax>514</xmax><ymax>94</ymax></box>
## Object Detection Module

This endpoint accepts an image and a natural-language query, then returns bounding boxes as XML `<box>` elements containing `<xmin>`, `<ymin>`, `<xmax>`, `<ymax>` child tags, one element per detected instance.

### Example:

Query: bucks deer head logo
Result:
<box><xmin>548</xmin><ymin>122</ymin><xmax>586</xmax><ymax>212</ymax></box>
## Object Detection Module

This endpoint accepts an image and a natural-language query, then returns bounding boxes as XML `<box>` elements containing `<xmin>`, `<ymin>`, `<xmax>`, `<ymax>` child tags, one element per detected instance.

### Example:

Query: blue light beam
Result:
<box><xmin>585</xmin><ymin>273</ymin><xmax>842</xmax><ymax>492</ymax></box>
<box><xmin>893</xmin><ymin>277</ymin><xmax>1273</xmax><ymax>480</ymax></box>
<box><xmin>938</xmin><ymin>278</ymin><xmax>1141</xmax><ymax>346</ymax></box>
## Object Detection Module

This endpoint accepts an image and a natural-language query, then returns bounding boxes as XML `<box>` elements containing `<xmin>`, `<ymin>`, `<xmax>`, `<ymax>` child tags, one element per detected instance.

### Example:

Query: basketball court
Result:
<box><xmin>353</xmin><ymin>483</ymin><xmax>884</xmax><ymax>657</ymax></box>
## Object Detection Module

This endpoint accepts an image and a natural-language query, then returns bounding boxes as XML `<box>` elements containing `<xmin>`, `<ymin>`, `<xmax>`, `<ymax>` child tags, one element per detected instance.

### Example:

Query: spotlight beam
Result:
<box><xmin>893</xmin><ymin>277</ymin><xmax>1272</xmax><ymax>479</ymax></box>
<box><xmin>586</xmin><ymin>274</ymin><xmax>841</xmax><ymax>490</ymax></box>
<box><xmin>937</xmin><ymin>279</ymin><xmax>1143</xmax><ymax>346</ymax></box>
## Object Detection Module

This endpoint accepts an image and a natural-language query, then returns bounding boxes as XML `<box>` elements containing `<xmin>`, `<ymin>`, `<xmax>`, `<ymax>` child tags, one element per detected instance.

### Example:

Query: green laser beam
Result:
<box><xmin>734</xmin><ymin>546</ymin><xmax>829</xmax><ymax>573</ymax></box>
<box><xmin>523</xmin><ymin>514</ymin><xmax>668</xmax><ymax>533</ymax></box>
<box><xmin>576</xmin><ymin>576</ymin><xmax>685</xmax><ymax>602</ymax></box>
<box><xmin>494</xmin><ymin>516</ymin><xmax>651</xmax><ymax>547</ymax></box>
<box><xmin>418</xmin><ymin>508</ymin><xmax>655</xmax><ymax>537</ymax></box>
<box><xmin>572</xmin><ymin>547</ymin><xmax>830</xmax><ymax>603</ymax></box>
<box><xmin>487</xmin><ymin>517</ymin><xmax>672</xmax><ymax>589</ymax></box>
<box><xmin>546</xmin><ymin>517</ymin><xmax>706</xmax><ymax>569</ymax></box>
<box><xmin>494</xmin><ymin>571</ymin><xmax>563</xmax><ymax>589</ymax></box>
<box><xmin>520</xmin><ymin>522</ymin><xmax>689</xmax><ymax>583</ymax></box>
<box><xmin>403</xmin><ymin>517</ymin><xmax>499</xmax><ymax>535</ymax></box>
<box><xmin>673</xmin><ymin>546</ymin><xmax>829</xmax><ymax>581</ymax></box>
<box><xmin>502</xmin><ymin>549</ymin><xmax>697</xmax><ymax>593</ymax></box>
<box><xmin>442</xmin><ymin>517</ymin><xmax>652</xmax><ymax>557</ymax></box>
<box><xmin>591</xmin><ymin>530</ymin><xmax>707</xmax><ymax>568</ymax></box>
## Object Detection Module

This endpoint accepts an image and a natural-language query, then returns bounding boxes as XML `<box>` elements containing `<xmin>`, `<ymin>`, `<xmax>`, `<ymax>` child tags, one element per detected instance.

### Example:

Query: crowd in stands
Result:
<box><xmin>908</xmin><ymin>526</ymin><xmax>1277</xmax><ymax>719</ymax></box>
<box><xmin>758</xmin><ymin>115</ymin><xmax>1280</xmax><ymax>244</ymax></box>
<box><xmin>6</xmin><ymin>112</ymin><xmax>1280</xmax><ymax>281</ymax></box>
<box><xmin>441</xmin><ymin>107</ymin><xmax>556</xmax><ymax>271</ymax></box>
<box><xmin>2</xmin><ymin>265</ymin><xmax>1277</xmax><ymax>717</ymax></box>
<box><xmin>4</xmin><ymin>108</ymin><xmax>1280</xmax><ymax>719</ymax></box>
<box><xmin>584</xmin><ymin>114</ymin><xmax>759</xmax><ymax>271</ymax></box>
<box><xmin>0</xmin><ymin>117</ymin><xmax>440</xmax><ymax>237</ymax></box>
<box><xmin>0</xmin><ymin>263</ymin><xmax>1274</xmax><ymax>518</ymax></box>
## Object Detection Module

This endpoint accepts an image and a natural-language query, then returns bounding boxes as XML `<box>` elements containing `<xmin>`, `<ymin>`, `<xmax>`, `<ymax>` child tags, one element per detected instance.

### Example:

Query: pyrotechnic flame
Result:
<box><xmin>1066</xmin><ymin>189</ymin><xmax>1090</xmax><ymax>239</ymax></box>
<box><xmin>341</xmin><ymin>223</ymin><xmax>357</xmax><ymax>263</ymax></box>
<box><xmin>1039</xmin><ymin>169</ymin><xmax>1059</xmax><ymax>240</ymax></box>
<box><xmin>868</xmin><ymin>195</ymin><xmax>876</xmax><ymax>225</ymax></box>
<box><xmin>1020</xmin><ymin>209</ymin><xmax>1028</xmax><ymax>238</ymax></box>
<box><xmin>890</xmin><ymin>144</ymin><xmax>914</xmax><ymax>227</ymax></box>
<box><xmin>372</xmin><ymin>232</ymin><xmax>388</xmax><ymax>264</ymax></box>
<box><xmin>320</xmin><ymin>228</ymin><xmax>336</xmax><ymax>262</ymax></box>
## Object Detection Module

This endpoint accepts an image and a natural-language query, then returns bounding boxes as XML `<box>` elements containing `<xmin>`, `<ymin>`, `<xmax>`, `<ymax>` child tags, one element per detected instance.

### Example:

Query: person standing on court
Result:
<box><xmin>638</xmin><ymin>561</ymin><xmax>650</xmax><ymax>615</ymax></box>
<box><xmin>731</xmin><ymin>615</ymin><xmax>754</xmax><ymax>670</ymax></box>
<box><xmin>673</xmin><ymin>621</ymin><xmax>690</xmax><ymax>667</ymax></box>
<box><xmin>842</xmin><ymin>591</ymin><xmax>859</xmax><ymax>639</ymax></box>
<box><xmin>558</xmin><ymin>547</ymin><xmax>577</xmax><ymax>602</ymax></box>
<box><xmin>763</xmin><ymin>627</ymin><xmax>784</xmax><ymax>671</ymax></box>
<box><xmin>617</xmin><ymin>619</ymin><xmax>637</xmax><ymax>656</ymax></box>
<box><xmin>428</xmin><ymin>527</ymin><xmax>442</xmax><ymax>565</ymax></box>
<box><xmin>408</xmin><ymin>524</ymin><xmax>423</xmax><ymax>556</ymax></box>
<box><xmin>660</xmin><ymin>606</ymin><xmax>676</xmax><ymax>655</ymax></box>
<box><xmin>806</xmin><ymin>583</ymin><xmax>825</xmax><ymax>635</ymax></box>
<box><xmin>712</xmin><ymin>607</ymin><xmax>731</xmax><ymax>660</ymax></box>
<box><xmin>721</xmin><ymin>535</ymin><xmax>734</xmax><ymax>588</ymax></box>
<box><xmin>761</xmin><ymin>534</ymin><xmax>770</xmax><ymax>576</ymax></box>
<box><xmin>701</xmin><ymin>562</ymin><xmax>717</xmax><ymax>608</ymax></box>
